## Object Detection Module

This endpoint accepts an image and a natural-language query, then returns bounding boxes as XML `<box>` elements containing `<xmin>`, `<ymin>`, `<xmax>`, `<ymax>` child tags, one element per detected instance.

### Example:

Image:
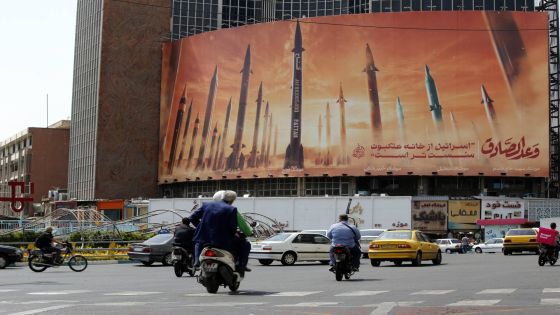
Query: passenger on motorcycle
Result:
<box><xmin>327</xmin><ymin>214</ymin><xmax>361</xmax><ymax>272</ymax></box>
<box><xmin>549</xmin><ymin>222</ymin><xmax>560</xmax><ymax>257</ymax></box>
<box><xmin>34</xmin><ymin>227</ymin><xmax>62</xmax><ymax>263</ymax></box>
<box><xmin>174</xmin><ymin>217</ymin><xmax>195</xmax><ymax>253</ymax></box>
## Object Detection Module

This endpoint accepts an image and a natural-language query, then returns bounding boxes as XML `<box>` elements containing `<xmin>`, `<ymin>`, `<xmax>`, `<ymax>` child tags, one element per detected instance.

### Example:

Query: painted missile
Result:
<box><xmin>226</xmin><ymin>45</ymin><xmax>251</xmax><ymax>171</ymax></box>
<box><xmin>217</xmin><ymin>98</ymin><xmax>232</xmax><ymax>170</ymax></box>
<box><xmin>325</xmin><ymin>102</ymin><xmax>332</xmax><ymax>166</ymax></box>
<box><xmin>364</xmin><ymin>43</ymin><xmax>382</xmax><ymax>138</ymax></box>
<box><xmin>316</xmin><ymin>114</ymin><xmax>322</xmax><ymax>164</ymax></box>
<box><xmin>450</xmin><ymin>112</ymin><xmax>460</xmax><ymax>141</ymax></box>
<box><xmin>186</xmin><ymin>112</ymin><xmax>200</xmax><ymax>169</ymax></box>
<box><xmin>196</xmin><ymin>65</ymin><xmax>218</xmax><ymax>170</ymax></box>
<box><xmin>212</xmin><ymin>135</ymin><xmax>221</xmax><ymax>170</ymax></box>
<box><xmin>207</xmin><ymin>123</ymin><xmax>218</xmax><ymax>169</ymax></box>
<box><xmin>481</xmin><ymin>85</ymin><xmax>497</xmax><ymax>123</ymax></box>
<box><xmin>177</xmin><ymin>99</ymin><xmax>193</xmax><ymax>166</ymax></box>
<box><xmin>396</xmin><ymin>97</ymin><xmax>404</xmax><ymax>129</ymax></box>
<box><xmin>283</xmin><ymin>21</ymin><xmax>305</xmax><ymax>170</ymax></box>
<box><xmin>337</xmin><ymin>83</ymin><xmax>349</xmax><ymax>165</ymax></box>
<box><xmin>166</xmin><ymin>86</ymin><xmax>187</xmax><ymax>174</ymax></box>
<box><xmin>273</xmin><ymin>125</ymin><xmax>278</xmax><ymax>157</ymax></box>
<box><xmin>247</xmin><ymin>82</ymin><xmax>263</xmax><ymax>168</ymax></box>
<box><xmin>265</xmin><ymin>114</ymin><xmax>272</xmax><ymax>166</ymax></box>
<box><xmin>424</xmin><ymin>65</ymin><xmax>443</xmax><ymax>126</ymax></box>
<box><xmin>259</xmin><ymin>101</ymin><xmax>270</xmax><ymax>167</ymax></box>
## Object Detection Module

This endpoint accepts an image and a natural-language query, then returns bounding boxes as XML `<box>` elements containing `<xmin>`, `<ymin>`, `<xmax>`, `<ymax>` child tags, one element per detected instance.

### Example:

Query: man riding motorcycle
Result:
<box><xmin>327</xmin><ymin>214</ymin><xmax>361</xmax><ymax>272</ymax></box>
<box><xmin>34</xmin><ymin>227</ymin><xmax>62</xmax><ymax>263</ymax></box>
<box><xmin>549</xmin><ymin>222</ymin><xmax>560</xmax><ymax>258</ymax></box>
<box><xmin>174</xmin><ymin>217</ymin><xmax>195</xmax><ymax>254</ymax></box>
<box><xmin>189</xmin><ymin>190</ymin><xmax>252</xmax><ymax>275</ymax></box>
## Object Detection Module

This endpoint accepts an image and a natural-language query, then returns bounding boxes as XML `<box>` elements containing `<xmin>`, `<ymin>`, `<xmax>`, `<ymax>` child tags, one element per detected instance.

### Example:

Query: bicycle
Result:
<box><xmin>28</xmin><ymin>241</ymin><xmax>88</xmax><ymax>272</ymax></box>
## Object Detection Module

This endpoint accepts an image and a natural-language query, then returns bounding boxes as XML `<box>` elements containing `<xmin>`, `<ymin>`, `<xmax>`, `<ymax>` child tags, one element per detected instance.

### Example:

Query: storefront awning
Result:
<box><xmin>476</xmin><ymin>218</ymin><xmax>528</xmax><ymax>226</ymax></box>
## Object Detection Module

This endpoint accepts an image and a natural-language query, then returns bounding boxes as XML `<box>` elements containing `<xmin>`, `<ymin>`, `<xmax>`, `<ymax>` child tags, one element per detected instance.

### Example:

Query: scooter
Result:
<box><xmin>171</xmin><ymin>245</ymin><xmax>196</xmax><ymax>277</ymax></box>
<box><xmin>331</xmin><ymin>244</ymin><xmax>354</xmax><ymax>281</ymax></box>
<box><xmin>538</xmin><ymin>245</ymin><xmax>558</xmax><ymax>266</ymax></box>
<box><xmin>198</xmin><ymin>246</ymin><xmax>242</xmax><ymax>293</ymax></box>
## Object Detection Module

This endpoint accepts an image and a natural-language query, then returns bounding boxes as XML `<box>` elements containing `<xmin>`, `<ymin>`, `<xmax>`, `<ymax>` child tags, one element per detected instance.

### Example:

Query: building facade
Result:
<box><xmin>68</xmin><ymin>0</ymin><xmax>171</xmax><ymax>200</ymax></box>
<box><xmin>0</xmin><ymin>121</ymin><xmax>70</xmax><ymax>217</ymax></box>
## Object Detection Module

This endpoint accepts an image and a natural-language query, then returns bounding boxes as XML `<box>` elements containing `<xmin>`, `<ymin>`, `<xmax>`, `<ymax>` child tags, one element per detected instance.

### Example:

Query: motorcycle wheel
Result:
<box><xmin>174</xmin><ymin>263</ymin><xmax>183</xmax><ymax>277</ymax></box>
<box><xmin>538</xmin><ymin>256</ymin><xmax>546</xmax><ymax>266</ymax></box>
<box><xmin>68</xmin><ymin>255</ymin><xmax>88</xmax><ymax>272</ymax></box>
<box><xmin>205</xmin><ymin>276</ymin><xmax>220</xmax><ymax>294</ymax></box>
<box><xmin>229</xmin><ymin>281</ymin><xmax>240</xmax><ymax>292</ymax></box>
<box><xmin>551</xmin><ymin>258</ymin><xmax>557</xmax><ymax>266</ymax></box>
<box><xmin>28</xmin><ymin>255</ymin><xmax>48</xmax><ymax>272</ymax></box>
<box><xmin>335</xmin><ymin>266</ymin><xmax>343</xmax><ymax>281</ymax></box>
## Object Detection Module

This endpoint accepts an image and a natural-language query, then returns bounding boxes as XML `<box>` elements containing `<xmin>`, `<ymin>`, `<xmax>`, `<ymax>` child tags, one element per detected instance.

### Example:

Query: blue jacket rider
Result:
<box><xmin>327</xmin><ymin>214</ymin><xmax>361</xmax><ymax>271</ymax></box>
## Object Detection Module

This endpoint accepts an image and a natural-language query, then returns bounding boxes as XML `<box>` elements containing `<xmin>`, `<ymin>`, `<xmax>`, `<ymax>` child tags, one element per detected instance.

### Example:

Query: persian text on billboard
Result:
<box><xmin>448</xmin><ymin>200</ymin><xmax>481</xmax><ymax>230</ymax></box>
<box><xmin>412</xmin><ymin>201</ymin><xmax>448</xmax><ymax>231</ymax></box>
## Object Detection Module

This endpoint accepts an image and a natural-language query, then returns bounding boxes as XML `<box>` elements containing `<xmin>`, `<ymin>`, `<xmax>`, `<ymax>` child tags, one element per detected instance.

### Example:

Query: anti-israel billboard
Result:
<box><xmin>159</xmin><ymin>11</ymin><xmax>549</xmax><ymax>182</ymax></box>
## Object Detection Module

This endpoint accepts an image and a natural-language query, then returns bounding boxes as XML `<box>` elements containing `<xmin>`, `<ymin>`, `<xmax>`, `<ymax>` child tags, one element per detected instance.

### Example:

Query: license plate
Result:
<box><xmin>382</xmin><ymin>245</ymin><xmax>396</xmax><ymax>249</ymax></box>
<box><xmin>134</xmin><ymin>247</ymin><xmax>143</xmax><ymax>252</ymax></box>
<box><xmin>203</xmin><ymin>262</ymin><xmax>218</xmax><ymax>272</ymax></box>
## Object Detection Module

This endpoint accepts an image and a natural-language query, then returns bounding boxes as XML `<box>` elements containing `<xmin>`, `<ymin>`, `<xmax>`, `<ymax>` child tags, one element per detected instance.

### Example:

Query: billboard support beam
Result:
<box><xmin>540</xmin><ymin>0</ymin><xmax>560</xmax><ymax>197</ymax></box>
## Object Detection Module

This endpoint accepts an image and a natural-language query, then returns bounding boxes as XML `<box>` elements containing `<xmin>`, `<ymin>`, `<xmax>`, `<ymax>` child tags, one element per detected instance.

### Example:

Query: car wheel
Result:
<box><xmin>475</xmin><ymin>247</ymin><xmax>483</xmax><ymax>254</ymax></box>
<box><xmin>258</xmin><ymin>259</ymin><xmax>273</xmax><ymax>266</ymax></box>
<box><xmin>141</xmin><ymin>261</ymin><xmax>154</xmax><ymax>266</ymax></box>
<box><xmin>0</xmin><ymin>254</ymin><xmax>8</xmax><ymax>269</ymax></box>
<box><xmin>412</xmin><ymin>252</ymin><xmax>422</xmax><ymax>266</ymax></box>
<box><xmin>503</xmin><ymin>250</ymin><xmax>509</xmax><ymax>256</ymax></box>
<box><xmin>280</xmin><ymin>252</ymin><xmax>297</xmax><ymax>266</ymax></box>
<box><xmin>162</xmin><ymin>253</ymin><xmax>173</xmax><ymax>266</ymax></box>
<box><xmin>370</xmin><ymin>259</ymin><xmax>380</xmax><ymax>267</ymax></box>
<box><xmin>432</xmin><ymin>251</ymin><xmax>442</xmax><ymax>265</ymax></box>
<box><xmin>445</xmin><ymin>249</ymin><xmax>452</xmax><ymax>254</ymax></box>
<box><xmin>393</xmin><ymin>261</ymin><xmax>402</xmax><ymax>266</ymax></box>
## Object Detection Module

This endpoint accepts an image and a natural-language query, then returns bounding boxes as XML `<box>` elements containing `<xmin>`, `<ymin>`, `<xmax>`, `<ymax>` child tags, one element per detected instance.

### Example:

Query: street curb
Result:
<box><xmin>13</xmin><ymin>260</ymin><xmax>135</xmax><ymax>267</ymax></box>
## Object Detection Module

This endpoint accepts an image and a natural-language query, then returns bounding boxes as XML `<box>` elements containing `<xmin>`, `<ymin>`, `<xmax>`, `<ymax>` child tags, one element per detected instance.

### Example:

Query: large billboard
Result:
<box><xmin>159</xmin><ymin>12</ymin><xmax>549</xmax><ymax>182</ymax></box>
<box><xmin>448</xmin><ymin>199</ymin><xmax>481</xmax><ymax>230</ymax></box>
<box><xmin>412</xmin><ymin>200</ymin><xmax>448</xmax><ymax>232</ymax></box>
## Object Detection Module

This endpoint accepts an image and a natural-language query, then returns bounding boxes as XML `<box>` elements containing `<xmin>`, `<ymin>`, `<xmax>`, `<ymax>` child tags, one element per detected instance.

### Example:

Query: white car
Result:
<box><xmin>359</xmin><ymin>229</ymin><xmax>386</xmax><ymax>257</ymax></box>
<box><xmin>472</xmin><ymin>238</ymin><xmax>504</xmax><ymax>253</ymax></box>
<box><xmin>249</xmin><ymin>232</ymin><xmax>331</xmax><ymax>266</ymax></box>
<box><xmin>436</xmin><ymin>239</ymin><xmax>462</xmax><ymax>253</ymax></box>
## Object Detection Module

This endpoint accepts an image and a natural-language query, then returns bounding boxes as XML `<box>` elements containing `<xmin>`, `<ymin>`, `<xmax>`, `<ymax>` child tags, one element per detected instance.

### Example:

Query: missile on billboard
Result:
<box><xmin>316</xmin><ymin>114</ymin><xmax>322</xmax><ymax>165</ymax></box>
<box><xmin>217</xmin><ymin>98</ymin><xmax>232</xmax><ymax>170</ymax></box>
<box><xmin>177</xmin><ymin>98</ymin><xmax>193</xmax><ymax>167</ymax></box>
<box><xmin>424</xmin><ymin>65</ymin><xmax>443</xmax><ymax>128</ymax></box>
<box><xmin>480</xmin><ymin>84</ymin><xmax>501</xmax><ymax>137</ymax></box>
<box><xmin>226</xmin><ymin>45</ymin><xmax>252</xmax><ymax>171</ymax></box>
<box><xmin>364</xmin><ymin>43</ymin><xmax>382</xmax><ymax>140</ymax></box>
<box><xmin>247</xmin><ymin>82</ymin><xmax>263</xmax><ymax>168</ymax></box>
<box><xmin>265</xmin><ymin>114</ymin><xmax>273</xmax><ymax>166</ymax></box>
<box><xmin>207</xmin><ymin>123</ymin><xmax>219</xmax><ymax>169</ymax></box>
<box><xmin>396</xmin><ymin>96</ymin><xmax>405</xmax><ymax>143</ymax></box>
<box><xmin>283</xmin><ymin>21</ymin><xmax>305</xmax><ymax>170</ymax></box>
<box><xmin>337</xmin><ymin>83</ymin><xmax>349</xmax><ymax>165</ymax></box>
<box><xmin>166</xmin><ymin>86</ymin><xmax>187</xmax><ymax>175</ymax></box>
<box><xmin>213</xmin><ymin>135</ymin><xmax>222</xmax><ymax>170</ymax></box>
<box><xmin>324</xmin><ymin>102</ymin><xmax>332</xmax><ymax>166</ymax></box>
<box><xmin>273</xmin><ymin>124</ymin><xmax>278</xmax><ymax>158</ymax></box>
<box><xmin>196</xmin><ymin>65</ymin><xmax>218</xmax><ymax>170</ymax></box>
<box><xmin>259</xmin><ymin>101</ymin><xmax>270</xmax><ymax>167</ymax></box>
<box><xmin>186</xmin><ymin>112</ymin><xmax>200</xmax><ymax>169</ymax></box>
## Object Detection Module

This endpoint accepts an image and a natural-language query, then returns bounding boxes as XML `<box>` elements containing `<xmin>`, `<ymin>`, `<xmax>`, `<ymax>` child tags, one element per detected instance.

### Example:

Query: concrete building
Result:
<box><xmin>68</xmin><ymin>0</ymin><xmax>171</xmax><ymax>200</ymax></box>
<box><xmin>0</xmin><ymin>121</ymin><xmax>70</xmax><ymax>217</ymax></box>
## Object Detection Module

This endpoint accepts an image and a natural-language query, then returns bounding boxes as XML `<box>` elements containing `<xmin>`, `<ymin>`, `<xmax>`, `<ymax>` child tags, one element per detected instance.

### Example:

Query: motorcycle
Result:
<box><xmin>172</xmin><ymin>245</ymin><xmax>196</xmax><ymax>277</ymax></box>
<box><xmin>538</xmin><ymin>245</ymin><xmax>558</xmax><ymax>266</ymax></box>
<box><xmin>28</xmin><ymin>241</ymin><xmax>88</xmax><ymax>272</ymax></box>
<box><xmin>331</xmin><ymin>244</ymin><xmax>354</xmax><ymax>281</ymax></box>
<box><xmin>198</xmin><ymin>246</ymin><xmax>242</xmax><ymax>293</ymax></box>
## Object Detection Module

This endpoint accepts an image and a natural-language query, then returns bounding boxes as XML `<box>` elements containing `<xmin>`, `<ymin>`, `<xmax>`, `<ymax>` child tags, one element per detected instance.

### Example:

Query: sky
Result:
<box><xmin>0</xmin><ymin>1</ymin><xmax>77</xmax><ymax>141</ymax></box>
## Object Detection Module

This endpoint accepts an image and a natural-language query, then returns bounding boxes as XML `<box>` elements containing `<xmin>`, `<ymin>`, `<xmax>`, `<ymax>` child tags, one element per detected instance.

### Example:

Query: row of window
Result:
<box><xmin>370</xmin><ymin>0</ymin><xmax>534</xmax><ymax>12</ymax></box>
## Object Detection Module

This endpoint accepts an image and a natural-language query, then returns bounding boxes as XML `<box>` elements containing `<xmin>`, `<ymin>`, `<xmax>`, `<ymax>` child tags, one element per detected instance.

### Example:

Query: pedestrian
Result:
<box><xmin>461</xmin><ymin>234</ymin><xmax>470</xmax><ymax>253</ymax></box>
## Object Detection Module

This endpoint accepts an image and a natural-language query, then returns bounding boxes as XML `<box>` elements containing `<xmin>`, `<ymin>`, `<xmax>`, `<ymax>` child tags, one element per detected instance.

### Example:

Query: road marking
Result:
<box><xmin>0</xmin><ymin>301</ymin><xmax>77</xmax><ymax>305</ymax></box>
<box><xmin>104</xmin><ymin>291</ymin><xmax>162</xmax><ymax>296</ymax></box>
<box><xmin>0</xmin><ymin>290</ymin><xmax>19</xmax><ymax>293</ymax></box>
<box><xmin>541</xmin><ymin>298</ymin><xmax>560</xmax><ymax>305</ymax></box>
<box><xmin>368</xmin><ymin>302</ymin><xmax>422</xmax><ymax>315</ymax></box>
<box><xmin>276</xmin><ymin>302</ymin><xmax>339</xmax><ymax>307</ymax></box>
<box><xmin>184</xmin><ymin>293</ymin><xmax>217</xmax><ymax>297</ymax></box>
<box><xmin>447</xmin><ymin>300</ymin><xmax>501</xmax><ymax>306</ymax></box>
<box><xmin>477</xmin><ymin>289</ymin><xmax>516</xmax><ymax>294</ymax></box>
<box><xmin>5</xmin><ymin>304</ymin><xmax>73</xmax><ymax>315</ymax></box>
<box><xmin>266</xmin><ymin>291</ymin><xmax>322</xmax><ymax>297</ymax></box>
<box><xmin>92</xmin><ymin>302</ymin><xmax>149</xmax><ymax>306</ymax></box>
<box><xmin>183</xmin><ymin>302</ymin><xmax>267</xmax><ymax>307</ymax></box>
<box><xmin>336</xmin><ymin>291</ymin><xmax>388</xmax><ymax>297</ymax></box>
<box><xmin>543</xmin><ymin>288</ymin><xmax>560</xmax><ymax>293</ymax></box>
<box><xmin>411</xmin><ymin>290</ymin><xmax>455</xmax><ymax>295</ymax></box>
<box><xmin>27</xmin><ymin>290</ymin><xmax>90</xmax><ymax>295</ymax></box>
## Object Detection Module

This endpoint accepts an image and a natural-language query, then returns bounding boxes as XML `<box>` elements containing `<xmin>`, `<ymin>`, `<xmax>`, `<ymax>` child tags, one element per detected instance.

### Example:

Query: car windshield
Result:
<box><xmin>265</xmin><ymin>233</ymin><xmax>292</xmax><ymax>242</ymax></box>
<box><xmin>361</xmin><ymin>230</ymin><xmax>384</xmax><ymax>237</ymax></box>
<box><xmin>451</xmin><ymin>239</ymin><xmax>461</xmax><ymax>243</ymax></box>
<box><xmin>378</xmin><ymin>231</ymin><xmax>412</xmax><ymax>240</ymax></box>
<box><xmin>144</xmin><ymin>234</ymin><xmax>173</xmax><ymax>245</ymax></box>
<box><xmin>506</xmin><ymin>229</ymin><xmax>536</xmax><ymax>236</ymax></box>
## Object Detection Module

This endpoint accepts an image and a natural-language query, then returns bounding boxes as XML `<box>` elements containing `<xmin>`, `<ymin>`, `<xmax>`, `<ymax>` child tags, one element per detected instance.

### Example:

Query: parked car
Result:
<box><xmin>0</xmin><ymin>245</ymin><xmax>23</xmax><ymax>269</ymax></box>
<box><xmin>128</xmin><ymin>233</ymin><xmax>174</xmax><ymax>266</ymax></box>
<box><xmin>250</xmin><ymin>232</ymin><xmax>331</xmax><ymax>266</ymax></box>
<box><xmin>436</xmin><ymin>238</ymin><xmax>462</xmax><ymax>254</ymax></box>
<box><xmin>301</xmin><ymin>230</ymin><xmax>328</xmax><ymax>237</ymax></box>
<box><xmin>473</xmin><ymin>238</ymin><xmax>504</xmax><ymax>253</ymax></box>
<box><xmin>359</xmin><ymin>229</ymin><xmax>386</xmax><ymax>257</ymax></box>
<box><xmin>503</xmin><ymin>228</ymin><xmax>539</xmax><ymax>255</ymax></box>
<box><xmin>368</xmin><ymin>230</ymin><xmax>442</xmax><ymax>266</ymax></box>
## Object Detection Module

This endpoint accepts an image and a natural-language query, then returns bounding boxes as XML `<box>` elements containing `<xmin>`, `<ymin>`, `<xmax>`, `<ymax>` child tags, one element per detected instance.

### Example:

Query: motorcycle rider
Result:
<box><xmin>34</xmin><ymin>227</ymin><xmax>62</xmax><ymax>263</ymax></box>
<box><xmin>549</xmin><ymin>222</ymin><xmax>560</xmax><ymax>258</ymax></box>
<box><xmin>327</xmin><ymin>214</ymin><xmax>361</xmax><ymax>272</ymax></box>
<box><xmin>174</xmin><ymin>217</ymin><xmax>195</xmax><ymax>254</ymax></box>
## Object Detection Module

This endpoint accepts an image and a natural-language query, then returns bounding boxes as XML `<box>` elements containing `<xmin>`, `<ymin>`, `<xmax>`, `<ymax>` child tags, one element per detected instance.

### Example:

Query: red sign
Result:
<box><xmin>0</xmin><ymin>181</ymin><xmax>34</xmax><ymax>213</ymax></box>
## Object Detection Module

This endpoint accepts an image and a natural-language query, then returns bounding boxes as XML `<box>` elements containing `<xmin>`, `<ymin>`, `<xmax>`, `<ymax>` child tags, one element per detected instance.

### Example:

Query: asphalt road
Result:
<box><xmin>1</xmin><ymin>253</ymin><xmax>560</xmax><ymax>315</ymax></box>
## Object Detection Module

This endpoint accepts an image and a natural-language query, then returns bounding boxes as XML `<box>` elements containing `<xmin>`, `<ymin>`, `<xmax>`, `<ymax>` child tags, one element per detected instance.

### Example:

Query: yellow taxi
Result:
<box><xmin>503</xmin><ymin>228</ymin><xmax>539</xmax><ymax>255</ymax></box>
<box><xmin>368</xmin><ymin>229</ymin><xmax>442</xmax><ymax>267</ymax></box>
